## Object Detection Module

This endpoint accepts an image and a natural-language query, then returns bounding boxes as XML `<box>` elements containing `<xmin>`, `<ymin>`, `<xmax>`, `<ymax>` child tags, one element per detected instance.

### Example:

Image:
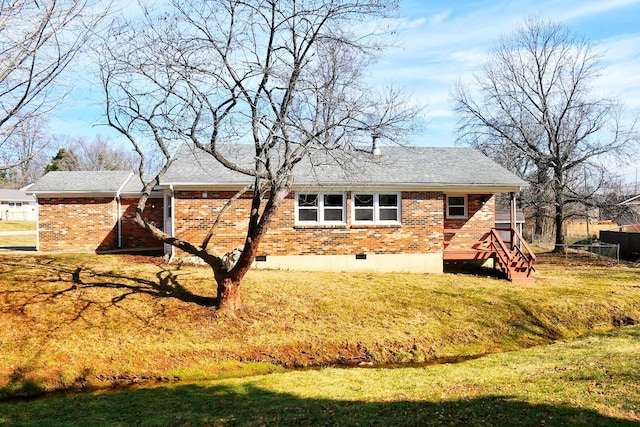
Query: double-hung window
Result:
<box><xmin>446</xmin><ymin>195</ymin><xmax>467</xmax><ymax>218</ymax></box>
<box><xmin>296</xmin><ymin>192</ymin><xmax>346</xmax><ymax>224</ymax></box>
<box><xmin>352</xmin><ymin>193</ymin><xmax>400</xmax><ymax>224</ymax></box>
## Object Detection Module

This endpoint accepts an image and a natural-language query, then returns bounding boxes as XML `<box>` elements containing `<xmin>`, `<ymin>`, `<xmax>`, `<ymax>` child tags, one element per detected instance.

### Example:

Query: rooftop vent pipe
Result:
<box><xmin>371</xmin><ymin>133</ymin><xmax>382</xmax><ymax>156</ymax></box>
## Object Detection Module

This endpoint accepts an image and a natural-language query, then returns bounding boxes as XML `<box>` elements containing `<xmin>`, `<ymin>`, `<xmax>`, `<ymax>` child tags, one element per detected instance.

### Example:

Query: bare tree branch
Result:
<box><xmin>0</xmin><ymin>0</ymin><xmax>112</xmax><ymax>170</ymax></box>
<box><xmin>453</xmin><ymin>16</ymin><xmax>639</xmax><ymax>247</ymax></box>
<box><xmin>99</xmin><ymin>0</ymin><xmax>421</xmax><ymax>312</ymax></box>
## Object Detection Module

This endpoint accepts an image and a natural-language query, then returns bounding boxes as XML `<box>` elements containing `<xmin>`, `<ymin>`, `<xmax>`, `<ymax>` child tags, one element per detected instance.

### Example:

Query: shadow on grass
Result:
<box><xmin>0</xmin><ymin>383</ymin><xmax>635</xmax><ymax>426</ymax></box>
<box><xmin>9</xmin><ymin>256</ymin><xmax>218</xmax><ymax>309</ymax></box>
<box><xmin>0</xmin><ymin>246</ymin><xmax>36</xmax><ymax>251</ymax></box>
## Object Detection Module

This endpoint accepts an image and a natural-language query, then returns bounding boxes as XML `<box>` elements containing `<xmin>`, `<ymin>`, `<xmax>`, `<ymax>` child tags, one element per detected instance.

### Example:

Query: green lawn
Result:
<box><xmin>1</xmin><ymin>326</ymin><xmax>638</xmax><ymax>426</ymax></box>
<box><xmin>0</xmin><ymin>251</ymin><xmax>638</xmax><ymax>425</ymax></box>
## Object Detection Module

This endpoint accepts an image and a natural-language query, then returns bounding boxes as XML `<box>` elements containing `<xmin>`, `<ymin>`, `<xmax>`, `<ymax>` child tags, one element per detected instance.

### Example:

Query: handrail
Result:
<box><xmin>512</xmin><ymin>226</ymin><xmax>536</xmax><ymax>261</ymax></box>
<box><xmin>445</xmin><ymin>226</ymin><xmax>536</xmax><ymax>281</ymax></box>
<box><xmin>489</xmin><ymin>228</ymin><xmax>535</xmax><ymax>279</ymax></box>
<box><xmin>444</xmin><ymin>228</ymin><xmax>492</xmax><ymax>234</ymax></box>
<box><xmin>489</xmin><ymin>228</ymin><xmax>511</xmax><ymax>258</ymax></box>
<box><xmin>488</xmin><ymin>229</ymin><xmax>512</xmax><ymax>275</ymax></box>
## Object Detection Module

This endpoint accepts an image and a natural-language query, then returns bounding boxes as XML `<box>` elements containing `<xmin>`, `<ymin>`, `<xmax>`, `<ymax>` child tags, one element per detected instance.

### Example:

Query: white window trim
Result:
<box><xmin>295</xmin><ymin>192</ymin><xmax>346</xmax><ymax>225</ymax></box>
<box><xmin>446</xmin><ymin>194</ymin><xmax>468</xmax><ymax>219</ymax></box>
<box><xmin>351</xmin><ymin>192</ymin><xmax>401</xmax><ymax>224</ymax></box>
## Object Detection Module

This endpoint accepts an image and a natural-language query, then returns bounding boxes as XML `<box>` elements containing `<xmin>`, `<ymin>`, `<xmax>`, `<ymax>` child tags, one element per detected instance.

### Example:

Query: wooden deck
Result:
<box><xmin>444</xmin><ymin>227</ymin><xmax>536</xmax><ymax>284</ymax></box>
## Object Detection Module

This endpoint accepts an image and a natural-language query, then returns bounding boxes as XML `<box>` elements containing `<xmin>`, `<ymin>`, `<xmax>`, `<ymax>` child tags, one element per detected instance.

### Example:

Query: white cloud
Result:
<box><xmin>557</xmin><ymin>0</ymin><xmax>640</xmax><ymax>20</ymax></box>
<box><xmin>596</xmin><ymin>35</ymin><xmax>640</xmax><ymax>107</ymax></box>
<box><xmin>371</xmin><ymin>0</ymin><xmax>640</xmax><ymax>150</ymax></box>
<box><xmin>405</xmin><ymin>17</ymin><xmax>426</xmax><ymax>29</ymax></box>
<box><xmin>428</xmin><ymin>10</ymin><xmax>451</xmax><ymax>25</ymax></box>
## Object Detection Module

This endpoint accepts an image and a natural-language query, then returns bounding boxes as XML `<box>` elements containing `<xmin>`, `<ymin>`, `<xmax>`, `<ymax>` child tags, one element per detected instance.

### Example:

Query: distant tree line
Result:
<box><xmin>1</xmin><ymin>135</ymin><xmax>141</xmax><ymax>188</ymax></box>
<box><xmin>0</xmin><ymin>1</ymin><xmax>112</xmax><ymax>182</ymax></box>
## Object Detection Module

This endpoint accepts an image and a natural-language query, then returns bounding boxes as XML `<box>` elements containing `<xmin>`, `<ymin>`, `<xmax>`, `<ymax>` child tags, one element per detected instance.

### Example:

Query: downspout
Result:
<box><xmin>510</xmin><ymin>191</ymin><xmax>517</xmax><ymax>249</ymax></box>
<box><xmin>34</xmin><ymin>195</ymin><xmax>39</xmax><ymax>251</ymax></box>
<box><xmin>116</xmin><ymin>195</ymin><xmax>122</xmax><ymax>249</ymax></box>
<box><xmin>115</xmin><ymin>173</ymin><xmax>133</xmax><ymax>249</ymax></box>
<box><xmin>167</xmin><ymin>184</ymin><xmax>175</xmax><ymax>264</ymax></box>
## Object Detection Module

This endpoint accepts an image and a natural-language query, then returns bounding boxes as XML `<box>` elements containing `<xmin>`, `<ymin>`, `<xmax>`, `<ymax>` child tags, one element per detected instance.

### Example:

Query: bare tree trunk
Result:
<box><xmin>214</xmin><ymin>186</ymin><xmax>289</xmax><ymax>313</ymax></box>
<box><xmin>553</xmin><ymin>170</ymin><xmax>566</xmax><ymax>251</ymax></box>
<box><xmin>217</xmin><ymin>276</ymin><xmax>242</xmax><ymax>313</ymax></box>
<box><xmin>534</xmin><ymin>208</ymin><xmax>544</xmax><ymax>237</ymax></box>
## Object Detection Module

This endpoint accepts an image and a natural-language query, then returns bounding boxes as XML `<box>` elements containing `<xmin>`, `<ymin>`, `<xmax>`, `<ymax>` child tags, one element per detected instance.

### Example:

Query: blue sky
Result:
<box><xmin>371</xmin><ymin>0</ymin><xmax>640</xmax><ymax>182</ymax></box>
<box><xmin>52</xmin><ymin>0</ymin><xmax>640</xmax><ymax>183</ymax></box>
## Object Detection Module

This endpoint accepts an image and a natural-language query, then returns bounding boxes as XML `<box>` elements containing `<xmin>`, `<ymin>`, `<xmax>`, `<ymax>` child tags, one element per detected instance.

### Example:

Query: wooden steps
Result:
<box><xmin>444</xmin><ymin>227</ymin><xmax>536</xmax><ymax>284</ymax></box>
<box><xmin>509</xmin><ymin>273</ymin><xmax>536</xmax><ymax>285</ymax></box>
<box><xmin>443</xmin><ymin>249</ymin><xmax>494</xmax><ymax>260</ymax></box>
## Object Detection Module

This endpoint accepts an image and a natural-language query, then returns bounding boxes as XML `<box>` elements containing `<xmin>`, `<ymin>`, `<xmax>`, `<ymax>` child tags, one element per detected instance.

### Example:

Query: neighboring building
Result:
<box><xmin>0</xmin><ymin>187</ymin><xmax>37</xmax><ymax>221</ymax></box>
<box><xmin>28</xmin><ymin>145</ymin><xmax>535</xmax><ymax>282</ymax></box>
<box><xmin>600</xmin><ymin>194</ymin><xmax>640</xmax><ymax>259</ymax></box>
<box><xmin>617</xmin><ymin>194</ymin><xmax>640</xmax><ymax>227</ymax></box>
<box><xmin>495</xmin><ymin>208</ymin><xmax>524</xmax><ymax>246</ymax></box>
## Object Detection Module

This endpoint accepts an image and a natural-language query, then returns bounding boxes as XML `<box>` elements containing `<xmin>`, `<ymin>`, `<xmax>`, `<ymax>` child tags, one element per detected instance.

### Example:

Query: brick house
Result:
<box><xmin>28</xmin><ymin>171</ymin><xmax>164</xmax><ymax>253</ymax></box>
<box><xmin>28</xmin><ymin>145</ymin><xmax>535</xmax><ymax>282</ymax></box>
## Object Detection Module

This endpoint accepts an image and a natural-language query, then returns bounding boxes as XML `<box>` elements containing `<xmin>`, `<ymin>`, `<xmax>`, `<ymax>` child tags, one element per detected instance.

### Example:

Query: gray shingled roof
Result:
<box><xmin>162</xmin><ymin>144</ymin><xmax>528</xmax><ymax>189</ymax></box>
<box><xmin>27</xmin><ymin>145</ymin><xmax>529</xmax><ymax>194</ymax></box>
<box><xmin>28</xmin><ymin>171</ymin><xmax>134</xmax><ymax>194</ymax></box>
<box><xmin>119</xmin><ymin>174</ymin><xmax>158</xmax><ymax>195</ymax></box>
<box><xmin>0</xmin><ymin>188</ymin><xmax>36</xmax><ymax>202</ymax></box>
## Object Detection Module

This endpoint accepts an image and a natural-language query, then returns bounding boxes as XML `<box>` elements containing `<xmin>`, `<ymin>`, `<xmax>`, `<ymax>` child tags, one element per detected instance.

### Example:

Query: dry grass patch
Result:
<box><xmin>0</xmin><ymin>251</ymin><xmax>639</xmax><ymax>396</ymax></box>
<box><xmin>0</xmin><ymin>234</ymin><xmax>35</xmax><ymax>246</ymax></box>
<box><xmin>0</xmin><ymin>221</ymin><xmax>35</xmax><ymax>232</ymax></box>
<box><xmin>0</xmin><ymin>221</ymin><xmax>35</xmax><ymax>246</ymax></box>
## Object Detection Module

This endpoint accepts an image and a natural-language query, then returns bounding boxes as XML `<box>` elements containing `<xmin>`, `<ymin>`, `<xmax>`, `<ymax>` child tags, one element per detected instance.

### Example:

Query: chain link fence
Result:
<box><xmin>555</xmin><ymin>240</ymin><xmax>620</xmax><ymax>263</ymax></box>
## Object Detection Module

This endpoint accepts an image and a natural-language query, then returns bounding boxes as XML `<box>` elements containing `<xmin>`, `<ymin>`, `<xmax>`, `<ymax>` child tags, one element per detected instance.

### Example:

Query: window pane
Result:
<box><xmin>448</xmin><ymin>196</ymin><xmax>464</xmax><ymax>206</ymax></box>
<box><xmin>355</xmin><ymin>208</ymin><xmax>374</xmax><ymax>221</ymax></box>
<box><xmin>380</xmin><ymin>208</ymin><xmax>398</xmax><ymax>221</ymax></box>
<box><xmin>299</xmin><ymin>209</ymin><xmax>318</xmax><ymax>221</ymax></box>
<box><xmin>324</xmin><ymin>208</ymin><xmax>343</xmax><ymax>221</ymax></box>
<box><xmin>324</xmin><ymin>194</ymin><xmax>343</xmax><ymax>207</ymax></box>
<box><xmin>379</xmin><ymin>194</ymin><xmax>398</xmax><ymax>207</ymax></box>
<box><xmin>354</xmin><ymin>194</ymin><xmax>373</xmax><ymax>207</ymax></box>
<box><xmin>449</xmin><ymin>206</ymin><xmax>465</xmax><ymax>217</ymax></box>
<box><xmin>299</xmin><ymin>194</ymin><xmax>318</xmax><ymax>207</ymax></box>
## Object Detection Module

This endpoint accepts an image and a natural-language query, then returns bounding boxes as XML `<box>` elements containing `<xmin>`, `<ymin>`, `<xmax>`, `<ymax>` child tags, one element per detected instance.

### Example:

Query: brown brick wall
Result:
<box><xmin>173</xmin><ymin>190</ymin><xmax>446</xmax><ymax>257</ymax></box>
<box><xmin>37</xmin><ymin>191</ymin><xmax>496</xmax><ymax>256</ymax></box>
<box><xmin>37</xmin><ymin>197</ymin><xmax>118</xmax><ymax>252</ymax></box>
<box><xmin>119</xmin><ymin>197</ymin><xmax>164</xmax><ymax>250</ymax></box>
<box><xmin>444</xmin><ymin>194</ymin><xmax>495</xmax><ymax>250</ymax></box>
<box><xmin>37</xmin><ymin>197</ymin><xmax>164</xmax><ymax>252</ymax></box>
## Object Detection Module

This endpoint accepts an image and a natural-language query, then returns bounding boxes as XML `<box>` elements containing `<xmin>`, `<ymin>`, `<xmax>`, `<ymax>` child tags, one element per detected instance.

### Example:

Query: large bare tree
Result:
<box><xmin>452</xmin><ymin>17</ymin><xmax>638</xmax><ymax>248</ymax></box>
<box><xmin>0</xmin><ymin>0</ymin><xmax>110</xmax><ymax>171</ymax></box>
<box><xmin>99</xmin><ymin>0</ymin><xmax>420</xmax><ymax>312</ymax></box>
